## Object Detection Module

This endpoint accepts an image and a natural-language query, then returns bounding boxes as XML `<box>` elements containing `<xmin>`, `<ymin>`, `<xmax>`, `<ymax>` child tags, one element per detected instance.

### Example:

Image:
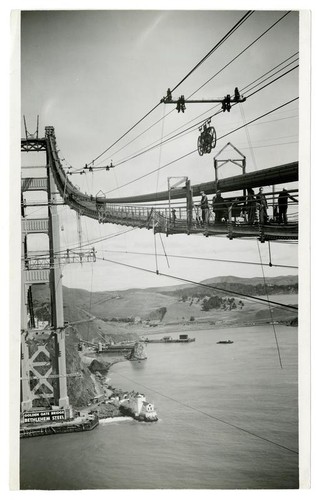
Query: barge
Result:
<box><xmin>20</xmin><ymin>413</ymin><xmax>99</xmax><ymax>438</ymax></box>
<box><xmin>144</xmin><ymin>334</ymin><xmax>195</xmax><ymax>343</ymax></box>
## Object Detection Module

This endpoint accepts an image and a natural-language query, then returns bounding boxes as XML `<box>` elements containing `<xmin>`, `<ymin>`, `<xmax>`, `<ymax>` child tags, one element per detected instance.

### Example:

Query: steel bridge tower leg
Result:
<box><xmin>47</xmin><ymin>131</ymin><xmax>69</xmax><ymax>408</ymax></box>
<box><xmin>20</xmin><ymin>263</ymin><xmax>32</xmax><ymax>411</ymax></box>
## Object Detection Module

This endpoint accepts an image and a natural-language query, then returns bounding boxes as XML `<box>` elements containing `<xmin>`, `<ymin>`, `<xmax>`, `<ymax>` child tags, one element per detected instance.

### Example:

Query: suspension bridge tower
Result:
<box><xmin>20</xmin><ymin>125</ymin><xmax>70</xmax><ymax>413</ymax></box>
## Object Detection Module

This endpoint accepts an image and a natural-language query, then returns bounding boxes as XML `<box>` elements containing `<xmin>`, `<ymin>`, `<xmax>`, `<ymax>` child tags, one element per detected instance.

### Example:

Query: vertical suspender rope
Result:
<box><xmin>91</xmin><ymin>167</ymin><xmax>94</xmax><ymax>199</ymax></box>
<box><xmin>153</xmin><ymin>218</ymin><xmax>159</xmax><ymax>274</ymax></box>
<box><xmin>239</xmin><ymin>103</ymin><xmax>258</xmax><ymax>171</ymax></box>
<box><xmin>240</xmin><ymin>103</ymin><xmax>283</xmax><ymax>369</ymax></box>
<box><xmin>153</xmin><ymin>106</ymin><xmax>167</xmax><ymax>275</ymax></box>
<box><xmin>159</xmin><ymin>233</ymin><xmax>170</xmax><ymax>268</ymax></box>
<box><xmin>256</xmin><ymin>241</ymin><xmax>283</xmax><ymax>369</ymax></box>
<box><xmin>268</xmin><ymin>240</ymin><xmax>273</xmax><ymax>267</ymax></box>
<box><xmin>112</xmin><ymin>164</ymin><xmax>120</xmax><ymax>192</ymax></box>
<box><xmin>155</xmin><ymin>106</ymin><xmax>166</xmax><ymax>193</ymax></box>
<box><xmin>86</xmin><ymin>261</ymin><xmax>94</xmax><ymax>339</ymax></box>
<box><xmin>76</xmin><ymin>213</ymin><xmax>83</xmax><ymax>261</ymax></box>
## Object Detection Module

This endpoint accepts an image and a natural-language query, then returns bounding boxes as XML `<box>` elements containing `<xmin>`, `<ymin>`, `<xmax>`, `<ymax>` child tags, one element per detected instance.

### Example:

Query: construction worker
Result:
<box><xmin>200</xmin><ymin>191</ymin><xmax>209</xmax><ymax>224</ymax></box>
<box><xmin>246</xmin><ymin>188</ymin><xmax>256</xmax><ymax>224</ymax></box>
<box><xmin>256</xmin><ymin>188</ymin><xmax>268</xmax><ymax>224</ymax></box>
<box><xmin>212</xmin><ymin>190</ymin><xmax>226</xmax><ymax>223</ymax></box>
<box><xmin>171</xmin><ymin>208</ymin><xmax>176</xmax><ymax>226</ymax></box>
<box><xmin>278</xmin><ymin>188</ymin><xmax>298</xmax><ymax>224</ymax></box>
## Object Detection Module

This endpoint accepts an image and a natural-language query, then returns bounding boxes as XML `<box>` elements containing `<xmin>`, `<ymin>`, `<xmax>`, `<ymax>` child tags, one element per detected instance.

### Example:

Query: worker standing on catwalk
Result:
<box><xmin>200</xmin><ymin>191</ymin><xmax>209</xmax><ymax>224</ymax></box>
<box><xmin>212</xmin><ymin>190</ymin><xmax>226</xmax><ymax>224</ymax></box>
<box><xmin>256</xmin><ymin>187</ymin><xmax>268</xmax><ymax>224</ymax></box>
<box><xmin>278</xmin><ymin>188</ymin><xmax>298</xmax><ymax>224</ymax></box>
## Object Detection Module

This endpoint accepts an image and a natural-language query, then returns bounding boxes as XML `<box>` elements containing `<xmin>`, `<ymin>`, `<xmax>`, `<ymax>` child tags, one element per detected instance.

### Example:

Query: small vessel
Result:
<box><xmin>217</xmin><ymin>340</ymin><xmax>234</xmax><ymax>344</ymax></box>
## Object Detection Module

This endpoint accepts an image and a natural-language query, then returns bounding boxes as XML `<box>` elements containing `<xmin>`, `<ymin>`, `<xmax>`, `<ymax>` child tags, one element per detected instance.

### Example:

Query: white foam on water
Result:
<box><xmin>99</xmin><ymin>416</ymin><xmax>133</xmax><ymax>424</ymax></box>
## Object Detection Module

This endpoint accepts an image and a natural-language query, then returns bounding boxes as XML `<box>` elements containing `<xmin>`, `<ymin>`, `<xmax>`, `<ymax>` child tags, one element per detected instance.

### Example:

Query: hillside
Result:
<box><xmin>32</xmin><ymin>275</ymin><xmax>298</xmax><ymax>327</ymax></box>
<box><xmin>65</xmin><ymin>275</ymin><xmax>298</xmax><ymax>322</ymax></box>
<box><xmin>63</xmin><ymin>287</ymin><xmax>176</xmax><ymax>323</ymax></box>
<box><xmin>135</xmin><ymin>274</ymin><xmax>298</xmax><ymax>294</ymax></box>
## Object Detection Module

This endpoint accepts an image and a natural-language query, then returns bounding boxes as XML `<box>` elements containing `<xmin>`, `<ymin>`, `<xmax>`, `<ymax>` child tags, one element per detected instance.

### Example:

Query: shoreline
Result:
<box><xmin>133</xmin><ymin>317</ymin><xmax>297</xmax><ymax>337</ymax></box>
<box><xmin>80</xmin><ymin>318</ymin><xmax>297</xmax><ymax>417</ymax></box>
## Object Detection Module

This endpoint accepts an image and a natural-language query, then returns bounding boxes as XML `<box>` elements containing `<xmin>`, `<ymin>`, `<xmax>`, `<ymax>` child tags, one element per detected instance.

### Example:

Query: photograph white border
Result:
<box><xmin>3</xmin><ymin>1</ymin><xmax>313</xmax><ymax>496</ymax></box>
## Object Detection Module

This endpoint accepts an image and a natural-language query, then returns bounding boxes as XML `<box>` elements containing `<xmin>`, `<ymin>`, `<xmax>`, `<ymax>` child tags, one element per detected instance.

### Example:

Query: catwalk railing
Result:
<box><xmin>26</xmin><ymin>130</ymin><xmax>299</xmax><ymax>242</ymax></box>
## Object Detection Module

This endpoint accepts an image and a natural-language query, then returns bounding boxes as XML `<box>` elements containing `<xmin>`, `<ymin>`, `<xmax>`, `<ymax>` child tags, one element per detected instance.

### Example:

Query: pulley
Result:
<box><xmin>197</xmin><ymin>122</ymin><xmax>217</xmax><ymax>156</ymax></box>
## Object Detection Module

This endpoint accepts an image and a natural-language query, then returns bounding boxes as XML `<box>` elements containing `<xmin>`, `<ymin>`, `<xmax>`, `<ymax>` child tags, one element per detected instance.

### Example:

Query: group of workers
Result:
<box><xmin>196</xmin><ymin>187</ymin><xmax>297</xmax><ymax>226</ymax></box>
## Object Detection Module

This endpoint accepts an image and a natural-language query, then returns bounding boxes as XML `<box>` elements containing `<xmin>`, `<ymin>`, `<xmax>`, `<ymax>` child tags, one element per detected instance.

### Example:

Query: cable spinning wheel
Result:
<box><xmin>197</xmin><ymin>123</ymin><xmax>217</xmax><ymax>156</ymax></box>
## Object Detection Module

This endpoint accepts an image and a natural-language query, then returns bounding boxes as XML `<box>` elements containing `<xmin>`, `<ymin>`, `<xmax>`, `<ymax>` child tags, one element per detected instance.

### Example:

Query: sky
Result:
<box><xmin>18</xmin><ymin>8</ymin><xmax>302</xmax><ymax>292</ymax></box>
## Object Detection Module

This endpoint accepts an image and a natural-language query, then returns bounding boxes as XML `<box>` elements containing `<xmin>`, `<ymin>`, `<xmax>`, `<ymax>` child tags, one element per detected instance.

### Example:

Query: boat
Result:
<box><xmin>144</xmin><ymin>334</ymin><xmax>195</xmax><ymax>343</ymax></box>
<box><xmin>217</xmin><ymin>340</ymin><xmax>234</xmax><ymax>344</ymax></box>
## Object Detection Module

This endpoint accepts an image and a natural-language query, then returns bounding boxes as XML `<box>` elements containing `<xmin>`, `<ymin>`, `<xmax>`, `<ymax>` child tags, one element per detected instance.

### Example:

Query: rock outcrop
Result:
<box><xmin>128</xmin><ymin>342</ymin><xmax>147</xmax><ymax>360</ymax></box>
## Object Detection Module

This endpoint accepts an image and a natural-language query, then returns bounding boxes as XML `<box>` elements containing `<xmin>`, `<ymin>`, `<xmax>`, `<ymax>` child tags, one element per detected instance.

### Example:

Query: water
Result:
<box><xmin>20</xmin><ymin>325</ymin><xmax>298</xmax><ymax>489</ymax></box>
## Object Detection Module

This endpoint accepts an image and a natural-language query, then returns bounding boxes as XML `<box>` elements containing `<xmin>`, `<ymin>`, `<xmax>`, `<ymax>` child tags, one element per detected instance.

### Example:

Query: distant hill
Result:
<box><xmin>172</xmin><ymin>275</ymin><xmax>298</xmax><ymax>301</ymax></box>
<box><xmin>32</xmin><ymin>275</ymin><xmax>298</xmax><ymax>324</ymax></box>
<box><xmin>200</xmin><ymin>275</ymin><xmax>298</xmax><ymax>286</ymax></box>
<box><xmin>126</xmin><ymin>275</ymin><xmax>298</xmax><ymax>294</ymax></box>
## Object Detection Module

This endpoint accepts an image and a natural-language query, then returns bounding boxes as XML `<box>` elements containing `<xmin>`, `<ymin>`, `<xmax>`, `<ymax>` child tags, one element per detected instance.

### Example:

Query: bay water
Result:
<box><xmin>20</xmin><ymin>325</ymin><xmax>298</xmax><ymax>489</ymax></box>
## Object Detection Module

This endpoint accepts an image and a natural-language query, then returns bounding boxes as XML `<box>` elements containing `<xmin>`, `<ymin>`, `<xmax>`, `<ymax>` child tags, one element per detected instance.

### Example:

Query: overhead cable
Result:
<box><xmin>170</xmin><ymin>10</ymin><xmax>254</xmax><ymax>93</ymax></box>
<box><xmin>189</xmin><ymin>11</ymin><xmax>292</xmax><ymax>98</ymax></box>
<box><xmin>53</xmin><ymin>227</ymin><xmax>138</xmax><ymax>255</ymax></box>
<box><xmin>92</xmin><ymin>64</ymin><xmax>298</xmax><ymax>175</ymax></box>
<box><xmin>96</xmin><ymin>255</ymin><xmax>298</xmax><ymax>312</ymax></box>
<box><xmin>99</xmin><ymin>249</ymin><xmax>298</xmax><ymax>269</ymax></box>
<box><xmin>256</xmin><ymin>240</ymin><xmax>283</xmax><ymax>369</ymax></box>
<box><xmin>70</xmin><ymin>50</ymin><xmax>297</xmax><ymax>175</ymax></box>
<box><xmin>104</xmin><ymin>96</ymin><xmax>298</xmax><ymax>194</ymax></box>
<box><xmin>85</xmin><ymin>45</ymin><xmax>296</xmax><ymax>172</ymax></box>
<box><xmin>92</xmin><ymin>15</ymin><xmax>294</xmax><ymax>169</ymax></box>
<box><xmin>86</xmin><ymin>11</ymin><xmax>254</xmax><ymax>168</ymax></box>
<box><xmin>114</xmin><ymin>371</ymin><xmax>298</xmax><ymax>455</ymax></box>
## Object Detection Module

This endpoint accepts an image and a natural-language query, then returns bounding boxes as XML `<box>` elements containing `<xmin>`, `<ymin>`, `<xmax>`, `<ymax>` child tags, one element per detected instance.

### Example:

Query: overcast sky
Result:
<box><xmin>20</xmin><ymin>9</ymin><xmax>300</xmax><ymax>291</ymax></box>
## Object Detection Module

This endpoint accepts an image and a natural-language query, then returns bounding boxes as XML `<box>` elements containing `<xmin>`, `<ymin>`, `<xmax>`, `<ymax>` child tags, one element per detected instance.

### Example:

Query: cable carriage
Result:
<box><xmin>197</xmin><ymin>121</ymin><xmax>217</xmax><ymax>156</ymax></box>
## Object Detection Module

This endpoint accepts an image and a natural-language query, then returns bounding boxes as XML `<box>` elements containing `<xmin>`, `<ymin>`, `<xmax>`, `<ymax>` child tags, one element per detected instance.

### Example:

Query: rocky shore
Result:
<box><xmin>80</xmin><ymin>315</ymin><xmax>297</xmax><ymax>416</ymax></box>
<box><xmin>79</xmin><ymin>354</ymin><xmax>144</xmax><ymax>420</ymax></box>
